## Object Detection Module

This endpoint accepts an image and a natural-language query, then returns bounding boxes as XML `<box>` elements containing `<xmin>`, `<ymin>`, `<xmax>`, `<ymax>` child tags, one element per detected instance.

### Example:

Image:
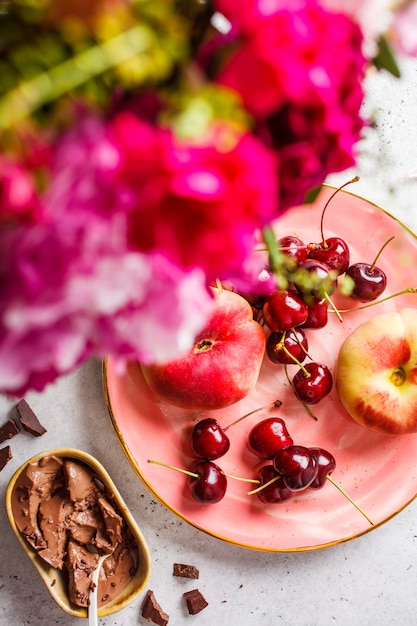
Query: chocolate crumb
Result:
<box><xmin>51</xmin><ymin>579</ymin><xmax>56</xmax><ymax>587</ymax></box>
<box><xmin>173</xmin><ymin>563</ymin><xmax>199</xmax><ymax>579</ymax></box>
<box><xmin>0</xmin><ymin>418</ymin><xmax>20</xmax><ymax>444</ymax></box>
<box><xmin>142</xmin><ymin>589</ymin><xmax>169</xmax><ymax>625</ymax></box>
<box><xmin>0</xmin><ymin>445</ymin><xmax>12</xmax><ymax>471</ymax></box>
<box><xmin>183</xmin><ymin>589</ymin><xmax>208</xmax><ymax>615</ymax></box>
<box><xmin>16</xmin><ymin>399</ymin><xmax>47</xmax><ymax>437</ymax></box>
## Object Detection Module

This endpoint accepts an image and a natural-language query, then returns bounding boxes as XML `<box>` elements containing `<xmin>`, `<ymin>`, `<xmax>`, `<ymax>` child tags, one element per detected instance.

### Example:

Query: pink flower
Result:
<box><xmin>0</xmin><ymin>214</ymin><xmax>213</xmax><ymax>395</ymax></box>
<box><xmin>110</xmin><ymin>111</ymin><xmax>279</xmax><ymax>280</ymax></box>
<box><xmin>390</xmin><ymin>3</ymin><xmax>417</xmax><ymax>57</ymax></box>
<box><xmin>0</xmin><ymin>114</ymin><xmax>219</xmax><ymax>395</ymax></box>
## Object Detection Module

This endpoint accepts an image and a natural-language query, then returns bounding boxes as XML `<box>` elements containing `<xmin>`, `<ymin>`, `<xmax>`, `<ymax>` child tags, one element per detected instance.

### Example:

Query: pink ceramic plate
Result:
<box><xmin>104</xmin><ymin>186</ymin><xmax>417</xmax><ymax>552</ymax></box>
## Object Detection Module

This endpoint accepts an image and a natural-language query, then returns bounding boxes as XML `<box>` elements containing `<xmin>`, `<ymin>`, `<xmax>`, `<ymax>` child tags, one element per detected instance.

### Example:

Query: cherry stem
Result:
<box><xmin>148</xmin><ymin>459</ymin><xmax>260</xmax><ymax>485</ymax></box>
<box><xmin>332</xmin><ymin>287</ymin><xmax>417</xmax><ymax>313</ymax></box>
<box><xmin>247</xmin><ymin>474</ymin><xmax>280</xmax><ymax>495</ymax></box>
<box><xmin>320</xmin><ymin>176</ymin><xmax>360</xmax><ymax>243</ymax></box>
<box><xmin>223</xmin><ymin>400</ymin><xmax>283</xmax><ymax>431</ymax></box>
<box><xmin>225</xmin><ymin>474</ymin><xmax>260</xmax><ymax>484</ymax></box>
<box><xmin>369</xmin><ymin>235</ymin><xmax>395</xmax><ymax>272</ymax></box>
<box><xmin>294</xmin><ymin>329</ymin><xmax>312</xmax><ymax>360</ymax></box>
<box><xmin>148</xmin><ymin>459</ymin><xmax>198</xmax><ymax>478</ymax></box>
<box><xmin>247</xmin><ymin>473</ymin><xmax>373</xmax><ymax>526</ymax></box>
<box><xmin>326</xmin><ymin>475</ymin><xmax>373</xmax><ymax>526</ymax></box>
<box><xmin>281</xmin><ymin>343</ymin><xmax>310</xmax><ymax>376</ymax></box>
<box><xmin>283</xmin><ymin>365</ymin><xmax>318</xmax><ymax>421</ymax></box>
<box><xmin>324</xmin><ymin>292</ymin><xmax>343</xmax><ymax>322</ymax></box>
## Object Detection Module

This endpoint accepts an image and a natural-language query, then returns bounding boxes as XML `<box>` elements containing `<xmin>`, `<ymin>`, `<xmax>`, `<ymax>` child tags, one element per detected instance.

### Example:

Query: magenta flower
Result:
<box><xmin>0</xmin><ymin>157</ymin><xmax>43</xmax><ymax>226</ymax></box>
<box><xmin>213</xmin><ymin>0</ymin><xmax>366</xmax><ymax>208</ymax></box>
<box><xmin>110</xmin><ymin>111</ymin><xmax>279</xmax><ymax>280</ymax></box>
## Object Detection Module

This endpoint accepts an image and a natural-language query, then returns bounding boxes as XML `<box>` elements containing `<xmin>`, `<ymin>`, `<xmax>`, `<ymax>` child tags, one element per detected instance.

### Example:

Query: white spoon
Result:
<box><xmin>88</xmin><ymin>554</ymin><xmax>108</xmax><ymax>625</ymax></box>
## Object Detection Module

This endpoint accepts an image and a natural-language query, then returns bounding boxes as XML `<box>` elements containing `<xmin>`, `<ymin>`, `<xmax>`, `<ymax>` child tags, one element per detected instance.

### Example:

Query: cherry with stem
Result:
<box><xmin>191</xmin><ymin>400</ymin><xmax>283</xmax><ymax>461</ymax></box>
<box><xmin>147</xmin><ymin>459</ymin><xmax>260</xmax><ymax>505</ymax></box>
<box><xmin>247</xmin><ymin>448</ymin><xmax>373</xmax><ymax>525</ymax></box>
<box><xmin>345</xmin><ymin>236</ymin><xmax>395</xmax><ymax>302</ymax></box>
<box><xmin>283</xmin><ymin>364</ymin><xmax>318</xmax><ymax>421</ymax></box>
<box><xmin>308</xmin><ymin>177</ymin><xmax>359</xmax><ymax>275</ymax></box>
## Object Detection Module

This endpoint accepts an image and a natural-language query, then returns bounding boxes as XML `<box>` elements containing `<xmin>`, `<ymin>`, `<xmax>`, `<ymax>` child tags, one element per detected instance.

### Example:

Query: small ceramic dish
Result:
<box><xmin>5</xmin><ymin>448</ymin><xmax>152</xmax><ymax>618</ymax></box>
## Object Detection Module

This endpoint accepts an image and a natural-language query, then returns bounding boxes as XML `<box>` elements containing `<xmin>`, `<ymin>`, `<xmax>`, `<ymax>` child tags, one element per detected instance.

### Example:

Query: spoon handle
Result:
<box><xmin>88</xmin><ymin>555</ymin><xmax>106</xmax><ymax>626</ymax></box>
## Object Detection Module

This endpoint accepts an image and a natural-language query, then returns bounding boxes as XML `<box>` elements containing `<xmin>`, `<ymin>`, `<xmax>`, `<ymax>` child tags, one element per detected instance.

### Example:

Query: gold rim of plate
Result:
<box><xmin>102</xmin><ymin>185</ymin><xmax>417</xmax><ymax>552</ymax></box>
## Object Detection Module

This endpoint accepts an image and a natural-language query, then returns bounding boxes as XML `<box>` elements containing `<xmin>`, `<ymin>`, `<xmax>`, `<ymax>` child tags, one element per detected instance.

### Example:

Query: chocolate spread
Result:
<box><xmin>11</xmin><ymin>455</ymin><xmax>139</xmax><ymax>608</ymax></box>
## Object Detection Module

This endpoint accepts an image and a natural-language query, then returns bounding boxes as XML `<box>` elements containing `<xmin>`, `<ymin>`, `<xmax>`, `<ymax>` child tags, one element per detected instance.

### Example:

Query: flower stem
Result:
<box><xmin>262</xmin><ymin>225</ymin><xmax>281</xmax><ymax>275</ymax></box>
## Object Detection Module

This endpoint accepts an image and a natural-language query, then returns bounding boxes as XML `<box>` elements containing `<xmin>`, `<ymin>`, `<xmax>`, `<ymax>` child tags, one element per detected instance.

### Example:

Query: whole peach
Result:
<box><xmin>336</xmin><ymin>308</ymin><xmax>417</xmax><ymax>435</ymax></box>
<box><xmin>140</xmin><ymin>288</ymin><xmax>266</xmax><ymax>410</ymax></box>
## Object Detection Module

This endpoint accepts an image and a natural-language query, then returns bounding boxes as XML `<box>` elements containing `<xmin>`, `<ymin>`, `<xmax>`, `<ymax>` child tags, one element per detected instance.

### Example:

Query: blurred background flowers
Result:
<box><xmin>0</xmin><ymin>0</ymin><xmax>416</xmax><ymax>396</ymax></box>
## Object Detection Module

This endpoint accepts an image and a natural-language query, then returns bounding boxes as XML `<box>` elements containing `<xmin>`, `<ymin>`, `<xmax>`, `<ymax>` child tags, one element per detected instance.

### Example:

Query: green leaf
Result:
<box><xmin>304</xmin><ymin>185</ymin><xmax>322</xmax><ymax>204</ymax></box>
<box><xmin>373</xmin><ymin>36</ymin><xmax>401</xmax><ymax>78</ymax></box>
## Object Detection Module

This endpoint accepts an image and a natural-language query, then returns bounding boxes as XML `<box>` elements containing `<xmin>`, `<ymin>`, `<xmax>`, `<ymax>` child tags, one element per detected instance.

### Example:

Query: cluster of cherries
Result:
<box><xmin>246</xmin><ymin>417</ymin><xmax>336</xmax><ymax>504</ymax></box>
<box><xmin>190</xmin><ymin>410</ymin><xmax>335</xmax><ymax>505</ymax></box>
<box><xmin>149</xmin><ymin>400</ymin><xmax>373</xmax><ymax>523</ymax></box>
<box><xmin>257</xmin><ymin>180</ymin><xmax>391</xmax><ymax>408</ymax></box>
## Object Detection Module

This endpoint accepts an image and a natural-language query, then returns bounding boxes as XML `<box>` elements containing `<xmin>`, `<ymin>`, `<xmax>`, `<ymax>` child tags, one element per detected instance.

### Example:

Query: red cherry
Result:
<box><xmin>277</xmin><ymin>235</ymin><xmax>308</xmax><ymax>265</ymax></box>
<box><xmin>191</xmin><ymin>418</ymin><xmax>230</xmax><ymax>461</ymax></box>
<box><xmin>345</xmin><ymin>235</ymin><xmax>393</xmax><ymax>303</ymax></box>
<box><xmin>188</xmin><ymin>461</ymin><xmax>227</xmax><ymax>504</ymax></box>
<box><xmin>273</xmin><ymin>445</ymin><xmax>318</xmax><ymax>491</ymax></box>
<box><xmin>301</xmin><ymin>298</ymin><xmax>328</xmax><ymax>329</ymax></box>
<box><xmin>345</xmin><ymin>262</ymin><xmax>387</xmax><ymax>302</ymax></box>
<box><xmin>292</xmin><ymin>362</ymin><xmax>333</xmax><ymax>404</ymax></box>
<box><xmin>254</xmin><ymin>465</ymin><xmax>293</xmax><ymax>504</ymax></box>
<box><xmin>266</xmin><ymin>328</ymin><xmax>308</xmax><ymax>365</ymax></box>
<box><xmin>294</xmin><ymin>259</ymin><xmax>337</xmax><ymax>298</ymax></box>
<box><xmin>248</xmin><ymin>417</ymin><xmax>294</xmax><ymax>459</ymax></box>
<box><xmin>263</xmin><ymin>289</ymin><xmax>308</xmax><ymax>332</ymax></box>
<box><xmin>309</xmin><ymin>447</ymin><xmax>336</xmax><ymax>489</ymax></box>
<box><xmin>308</xmin><ymin>237</ymin><xmax>350</xmax><ymax>275</ymax></box>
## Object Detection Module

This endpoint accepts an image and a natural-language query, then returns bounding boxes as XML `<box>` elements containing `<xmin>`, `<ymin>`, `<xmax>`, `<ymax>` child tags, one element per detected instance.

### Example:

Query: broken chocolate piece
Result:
<box><xmin>142</xmin><ymin>589</ymin><xmax>169</xmax><ymax>626</ymax></box>
<box><xmin>173</xmin><ymin>563</ymin><xmax>199</xmax><ymax>579</ymax></box>
<box><xmin>0</xmin><ymin>445</ymin><xmax>12</xmax><ymax>471</ymax></box>
<box><xmin>16</xmin><ymin>399</ymin><xmax>47</xmax><ymax>437</ymax></box>
<box><xmin>183</xmin><ymin>589</ymin><xmax>208</xmax><ymax>615</ymax></box>
<box><xmin>0</xmin><ymin>418</ymin><xmax>20</xmax><ymax>444</ymax></box>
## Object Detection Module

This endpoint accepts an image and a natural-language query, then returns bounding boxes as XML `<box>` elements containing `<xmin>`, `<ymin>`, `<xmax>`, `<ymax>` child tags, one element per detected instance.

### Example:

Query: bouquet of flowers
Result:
<box><xmin>0</xmin><ymin>0</ymin><xmax>416</xmax><ymax>396</ymax></box>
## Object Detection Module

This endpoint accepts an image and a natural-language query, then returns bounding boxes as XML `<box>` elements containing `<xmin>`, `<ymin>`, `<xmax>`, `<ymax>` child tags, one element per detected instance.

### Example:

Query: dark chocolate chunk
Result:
<box><xmin>141</xmin><ymin>589</ymin><xmax>169</xmax><ymax>625</ymax></box>
<box><xmin>16</xmin><ymin>399</ymin><xmax>47</xmax><ymax>437</ymax></box>
<box><xmin>173</xmin><ymin>563</ymin><xmax>199</xmax><ymax>579</ymax></box>
<box><xmin>183</xmin><ymin>589</ymin><xmax>208</xmax><ymax>615</ymax></box>
<box><xmin>0</xmin><ymin>445</ymin><xmax>12</xmax><ymax>471</ymax></box>
<box><xmin>0</xmin><ymin>418</ymin><xmax>20</xmax><ymax>444</ymax></box>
